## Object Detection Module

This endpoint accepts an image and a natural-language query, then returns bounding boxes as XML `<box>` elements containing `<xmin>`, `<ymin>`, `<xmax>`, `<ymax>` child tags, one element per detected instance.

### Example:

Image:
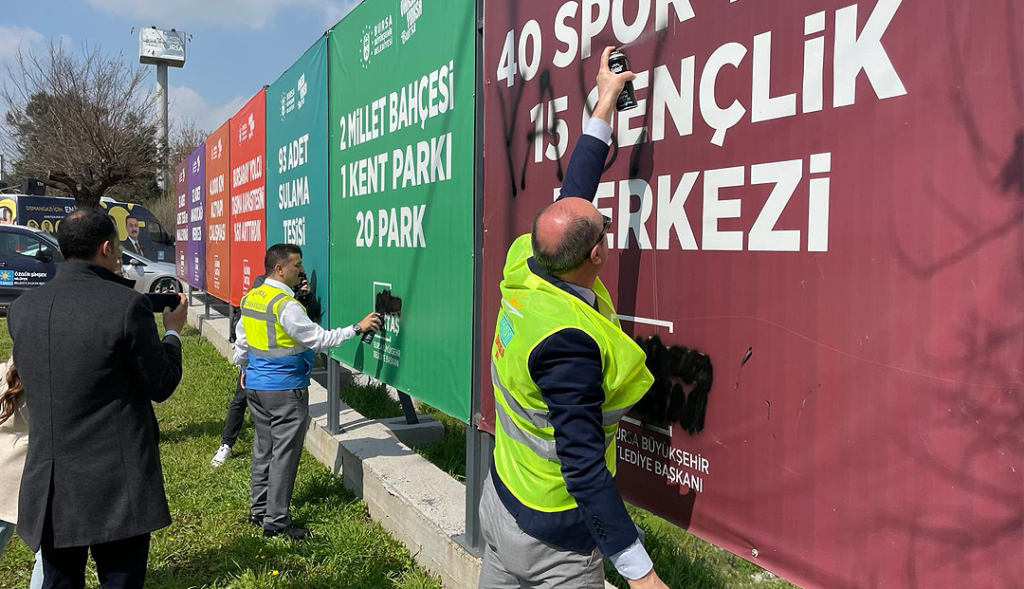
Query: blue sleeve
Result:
<box><xmin>558</xmin><ymin>135</ymin><xmax>611</xmax><ymax>202</ymax></box>
<box><xmin>529</xmin><ymin>328</ymin><xmax>639</xmax><ymax>556</ymax></box>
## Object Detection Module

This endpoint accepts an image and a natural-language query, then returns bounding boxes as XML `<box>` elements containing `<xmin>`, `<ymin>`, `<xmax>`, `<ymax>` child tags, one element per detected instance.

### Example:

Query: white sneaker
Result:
<box><xmin>210</xmin><ymin>444</ymin><xmax>232</xmax><ymax>467</ymax></box>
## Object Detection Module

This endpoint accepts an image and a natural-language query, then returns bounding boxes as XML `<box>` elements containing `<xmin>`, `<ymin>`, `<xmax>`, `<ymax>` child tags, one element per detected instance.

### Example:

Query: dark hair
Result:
<box><xmin>0</xmin><ymin>360</ymin><xmax>24</xmax><ymax>426</ymax></box>
<box><xmin>531</xmin><ymin>206</ymin><xmax>603</xmax><ymax>275</ymax></box>
<box><xmin>57</xmin><ymin>208</ymin><xmax>119</xmax><ymax>260</ymax></box>
<box><xmin>264</xmin><ymin>243</ymin><xmax>302</xmax><ymax>274</ymax></box>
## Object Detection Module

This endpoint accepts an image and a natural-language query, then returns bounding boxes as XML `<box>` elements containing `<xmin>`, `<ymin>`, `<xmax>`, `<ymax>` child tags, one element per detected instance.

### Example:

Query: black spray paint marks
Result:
<box><xmin>734</xmin><ymin>346</ymin><xmax>753</xmax><ymax>390</ymax></box>
<box><xmin>633</xmin><ymin>335</ymin><xmax>714</xmax><ymax>434</ymax></box>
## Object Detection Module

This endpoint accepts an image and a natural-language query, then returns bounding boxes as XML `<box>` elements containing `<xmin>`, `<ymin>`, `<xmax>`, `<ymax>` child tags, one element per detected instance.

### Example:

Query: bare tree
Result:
<box><xmin>1</xmin><ymin>41</ymin><xmax>160</xmax><ymax>208</ymax></box>
<box><xmin>168</xmin><ymin>116</ymin><xmax>207</xmax><ymax>169</ymax></box>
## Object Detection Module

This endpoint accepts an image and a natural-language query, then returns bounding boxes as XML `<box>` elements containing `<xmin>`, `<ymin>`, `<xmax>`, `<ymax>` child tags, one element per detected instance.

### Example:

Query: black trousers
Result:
<box><xmin>41</xmin><ymin>533</ymin><xmax>150</xmax><ymax>589</ymax></box>
<box><xmin>220</xmin><ymin>375</ymin><xmax>249</xmax><ymax>447</ymax></box>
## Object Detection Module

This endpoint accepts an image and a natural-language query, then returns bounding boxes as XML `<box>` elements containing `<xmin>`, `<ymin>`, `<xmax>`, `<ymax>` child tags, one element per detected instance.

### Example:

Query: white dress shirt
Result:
<box><xmin>232</xmin><ymin>277</ymin><xmax>357</xmax><ymax>366</ymax></box>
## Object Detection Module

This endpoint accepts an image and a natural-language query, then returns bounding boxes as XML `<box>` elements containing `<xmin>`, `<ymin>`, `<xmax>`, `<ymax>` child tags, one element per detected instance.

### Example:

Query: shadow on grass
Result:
<box><xmin>160</xmin><ymin>419</ymin><xmax>231</xmax><ymax>444</ymax></box>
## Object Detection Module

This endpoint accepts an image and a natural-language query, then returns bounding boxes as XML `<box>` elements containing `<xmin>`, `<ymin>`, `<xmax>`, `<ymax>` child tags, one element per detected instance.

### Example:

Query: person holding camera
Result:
<box><xmin>8</xmin><ymin>208</ymin><xmax>186</xmax><ymax>588</ymax></box>
<box><xmin>479</xmin><ymin>48</ymin><xmax>668</xmax><ymax>589</ymax></box>
<box><xmin>232</xmin><ymin>244</ymin><xmax>379</xmax><ymax>540</ymax></box>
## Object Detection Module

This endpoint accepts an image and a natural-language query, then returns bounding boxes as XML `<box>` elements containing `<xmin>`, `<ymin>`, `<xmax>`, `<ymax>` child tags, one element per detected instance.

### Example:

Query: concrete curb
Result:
<box><xmin>187</xmin><ymin>297</ymin><xmax>480</xmax><ymax>588</ymax></box>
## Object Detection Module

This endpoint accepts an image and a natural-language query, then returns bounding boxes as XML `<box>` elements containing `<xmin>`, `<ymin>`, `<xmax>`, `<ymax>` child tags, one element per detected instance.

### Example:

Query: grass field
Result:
<box><xmin>0</xmin><ymin>320</ymin><xmax>442</xmax><ymax>589</ymax></box>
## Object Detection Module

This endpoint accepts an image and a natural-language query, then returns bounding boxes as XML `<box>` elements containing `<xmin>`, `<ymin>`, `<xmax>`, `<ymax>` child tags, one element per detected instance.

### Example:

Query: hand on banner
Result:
<box><xmin>628</xmin><ymin>570</ymin><xmax>669</xmax><ymax>589</ymax></box>
<box><xmin>594</xmin><ymin>46</ymin><xmax>636</xmax><ymax>124</ymax></box>
<box><xmin>357</xmin><ymin>312</ymin><xmax>383</xmax><ymax>334</ymax></box>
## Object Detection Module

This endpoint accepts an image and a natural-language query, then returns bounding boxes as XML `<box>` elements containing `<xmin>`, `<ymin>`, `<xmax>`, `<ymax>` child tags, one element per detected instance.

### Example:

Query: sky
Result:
<box><xmin>0</xmin><ymin>0</ymin><xmax>360</xmax><ymax>134</ymax></box>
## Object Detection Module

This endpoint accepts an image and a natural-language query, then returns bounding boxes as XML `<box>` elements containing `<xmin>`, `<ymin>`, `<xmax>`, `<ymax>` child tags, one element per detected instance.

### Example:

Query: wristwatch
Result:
<box><xmin>351</xmin><ymin>323</ymin><xmax>362</xmax><ymax>335</ymax></box>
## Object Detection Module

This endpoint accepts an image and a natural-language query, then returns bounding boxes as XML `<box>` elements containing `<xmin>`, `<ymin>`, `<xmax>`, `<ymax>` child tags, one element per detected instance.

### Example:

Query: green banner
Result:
<box><xmin>328</xmin><ymin>0</ymin><xmax>475</xmax><ymax>422</ymax></box>
<box><xmin>267</xmin><ymin>36</ymin><xmax>330</xmax><ymax>326</ymax></box>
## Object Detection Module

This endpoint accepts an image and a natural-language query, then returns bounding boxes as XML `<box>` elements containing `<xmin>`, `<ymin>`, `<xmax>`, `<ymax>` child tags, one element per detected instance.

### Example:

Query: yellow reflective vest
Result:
<box><xmin>241</xmin><ymin>282</ymin><xmax>315</xmax><ymax>390</ymax></box>
<box><xmin>491</xmin><ymin>234</ymin><xmax>654</xmax><ymax>513</ymax></box>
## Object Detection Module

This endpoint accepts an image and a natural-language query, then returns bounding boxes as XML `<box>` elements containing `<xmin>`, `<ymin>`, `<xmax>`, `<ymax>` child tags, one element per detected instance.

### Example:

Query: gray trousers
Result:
<box><xmin>478</xmin><ymin>473</ymin><xmax>605</xmax><ymax>589</ymax></box>
<box><xmin>247</xmin><ymin>388</ymin><xmax>310</xmax><ymax>532</ymax></box>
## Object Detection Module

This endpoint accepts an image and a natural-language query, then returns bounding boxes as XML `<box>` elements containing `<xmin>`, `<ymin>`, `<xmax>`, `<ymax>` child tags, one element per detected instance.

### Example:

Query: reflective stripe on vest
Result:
<box><xmin>491</xmin><ymin>359</ymin><xmax>632</xmax><ymax>437</ymax></box>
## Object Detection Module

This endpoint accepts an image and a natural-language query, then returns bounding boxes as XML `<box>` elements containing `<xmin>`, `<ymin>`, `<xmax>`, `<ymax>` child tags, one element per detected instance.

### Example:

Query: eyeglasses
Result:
<box><xmin>580</xmin><ymin>215</ymin><xmax>611</xmax><ymax>264</ymax></box>
<box><xmin>594</xmin><ymin>215</ymin><xmax>611</xmax><ymax>249</ymax></box>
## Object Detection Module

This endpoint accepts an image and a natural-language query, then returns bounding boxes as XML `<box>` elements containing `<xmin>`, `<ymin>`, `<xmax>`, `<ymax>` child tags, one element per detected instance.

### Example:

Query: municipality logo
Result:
<box><xmin>360</xmin><ymin>15</ymin><xmax>394</xmax><ymax>69</ymax></box>
<box><xmin>0</xmin><ymin>270</ymin><xmax>14</xmax><ymax>286</ymax></box>
<box><xmin>297</xmin><ymin>74</ymin><xmax>307</xmax><ymax>110</ymax></box>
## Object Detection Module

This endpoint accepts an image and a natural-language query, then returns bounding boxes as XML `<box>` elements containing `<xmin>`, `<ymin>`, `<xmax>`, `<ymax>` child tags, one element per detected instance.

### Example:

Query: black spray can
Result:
<box><xmin>608</xmin><ymin>50</ymin><xmax>638</xmax><ymax>111</ymax></box>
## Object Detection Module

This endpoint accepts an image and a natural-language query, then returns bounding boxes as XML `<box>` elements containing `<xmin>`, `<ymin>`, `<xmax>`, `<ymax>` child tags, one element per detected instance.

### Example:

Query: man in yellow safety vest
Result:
<box><xmin>479</xmin><ymin>47</ymin><xmax>668</xmax><ymax>589</ymax></box>
<box><xmin>233</xmin><ymin>243</ymin><xmax>379</xmax><ymax>539</ymax></box>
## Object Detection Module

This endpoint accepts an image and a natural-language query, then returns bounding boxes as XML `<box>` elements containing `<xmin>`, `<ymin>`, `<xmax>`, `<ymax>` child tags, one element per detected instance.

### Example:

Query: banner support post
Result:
<box><xmin>327</xmin><ymin>357</ymin><xmax>340</xmax><ymax>435</ymax></box>
<box><xmin>398</xmin><ymin>392</ymin><xmax>419</xmax><ymax>424</ymax></box>
<box><xmin>463</xmin><ymin>0</ymin><xmax>489</xmax><ymax>556</ymax></box>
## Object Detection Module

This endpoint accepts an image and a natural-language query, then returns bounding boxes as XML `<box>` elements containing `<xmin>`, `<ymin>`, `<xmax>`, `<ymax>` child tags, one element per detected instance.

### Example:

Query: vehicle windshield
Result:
<box><xmin>1</xmin><ymin>232</ymin><xmax>59</xmax><ymax>261</ymax></box>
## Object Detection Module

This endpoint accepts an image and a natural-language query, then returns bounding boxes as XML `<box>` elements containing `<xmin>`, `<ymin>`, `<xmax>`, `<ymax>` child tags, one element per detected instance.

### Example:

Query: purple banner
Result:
<box><xmin>187</xmin><ymin>143</ymin><xmax>206</xmax><ymax>289</ymax></box>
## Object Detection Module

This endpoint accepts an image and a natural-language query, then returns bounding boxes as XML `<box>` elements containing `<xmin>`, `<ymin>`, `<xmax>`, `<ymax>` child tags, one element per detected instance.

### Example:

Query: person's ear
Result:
<box><xmin>590</xmin><ymin>243</ymin><xmax>604</xmax><ymax>266</ymax></box>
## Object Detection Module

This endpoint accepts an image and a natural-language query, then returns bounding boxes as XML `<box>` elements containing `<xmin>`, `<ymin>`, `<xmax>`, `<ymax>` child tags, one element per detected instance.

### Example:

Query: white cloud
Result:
<box><xmin>86</xmin><ymin>0</ymin><xmax>360</xmax><ymax>31</ymax></box>
<box><xmin>0</xmin><ymin>25</ymin><xmax>46</xmax><ymax>61</ymax></box>
<box><xmin>168</xmin><ymin>85</ymin><xmax>246</xmax><ymax>134</ymax></box>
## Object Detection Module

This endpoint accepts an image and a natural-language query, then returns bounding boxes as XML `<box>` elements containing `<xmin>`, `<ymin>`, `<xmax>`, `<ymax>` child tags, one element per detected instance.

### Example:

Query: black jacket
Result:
<box><xmin>121</xmin><ymin>238</ymin><xmax>143</xmax><ymax>257</ymax></box>
<box><xmin>9</xmin><ymin>261</ymin><xmax>183</xmax><ymax>549</ymax></box>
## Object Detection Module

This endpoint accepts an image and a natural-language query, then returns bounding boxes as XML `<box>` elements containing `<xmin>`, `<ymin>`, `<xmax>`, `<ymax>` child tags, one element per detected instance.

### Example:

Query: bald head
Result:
<box><xmin>532</xmin><ymin>198</ymin><xmax>605</xmax><ymax>275</ymax></box>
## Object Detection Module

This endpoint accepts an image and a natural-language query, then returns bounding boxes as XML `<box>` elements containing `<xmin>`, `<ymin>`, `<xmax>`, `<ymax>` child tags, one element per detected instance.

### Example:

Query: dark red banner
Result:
<box><xmin>205</xmin><ymin>121</ymin><xmax>231</xmax><ymax>303</ymax></box>
<box><xmin>481</xmin><ymin>1</ymin><xmax>1023</xmax><ymax>588</ymax></box>
<box><xmin>228</xmin><ymin>89</ymin><xmax>267</xmax><ymax>306</ymax></box>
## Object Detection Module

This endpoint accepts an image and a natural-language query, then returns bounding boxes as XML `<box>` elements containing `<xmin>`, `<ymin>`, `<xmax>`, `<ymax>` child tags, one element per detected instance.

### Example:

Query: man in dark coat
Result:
<box><xmin>8</xmin><ymin>208</ymin><xmax>186</xmax><ymax>588</ymax></box>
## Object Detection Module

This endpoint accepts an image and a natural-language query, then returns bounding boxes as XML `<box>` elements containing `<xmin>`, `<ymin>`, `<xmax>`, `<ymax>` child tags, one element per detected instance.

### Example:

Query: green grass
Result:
<box><xmin>0</xmin><ymin>320</ymin><xmax>441</xmax><ymax>589</ymax></box>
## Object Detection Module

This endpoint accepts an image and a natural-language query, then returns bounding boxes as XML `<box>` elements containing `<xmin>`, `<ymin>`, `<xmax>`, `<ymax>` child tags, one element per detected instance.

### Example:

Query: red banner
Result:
<box><xmin>205</xmin><ymin>121</ymin><xmax>231</xmax><ymax>302</ymax></box>
<box><xmin>228</xmin><ymin>89</ymin><xmax>267</xmax><ymax>306</ymax></box>
<box><xmin>481</xmin><ymin>1</ymin><xmax>1023</xmax><ymax>588</ymax></box>
<box><xmin>173</xmin><ymin>161</ymin><xmax>188</xmax><ymax>281</ymax></box>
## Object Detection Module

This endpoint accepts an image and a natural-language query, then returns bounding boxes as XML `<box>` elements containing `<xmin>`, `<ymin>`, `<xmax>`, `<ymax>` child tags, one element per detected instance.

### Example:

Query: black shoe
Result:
<box><xmin>248</xmin><ymin>514</ymin><xmax>264</xmax><ymax>527</ymax></box>
<box><xmin>263</xmin><ymin>525</ymin><xmax>310</xmax><ymax>540</ymax></box>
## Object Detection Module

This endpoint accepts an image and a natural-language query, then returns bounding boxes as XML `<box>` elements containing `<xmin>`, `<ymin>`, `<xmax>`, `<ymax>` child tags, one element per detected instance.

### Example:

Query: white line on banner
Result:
<box><xmin>616</xmin><ymin>315</ymin><xmax>675</xmax><ymax>333</ymax></box>
<box><xmin>622</xmin><ymin>416</ymin><xmax>673</xmax><ymax>437</ymax></box>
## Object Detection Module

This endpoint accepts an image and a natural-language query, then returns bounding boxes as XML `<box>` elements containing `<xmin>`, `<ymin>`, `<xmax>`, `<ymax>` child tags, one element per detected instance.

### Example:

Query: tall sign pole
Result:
<box><xmin>157</xmin><ymin>63</ymin><xmax>168</xmax><ymax>185</ymax></box>
<box><xmin>139</xmin><ymin>26</ymin><xmax>187</xmax><ymax>189</ymax></box>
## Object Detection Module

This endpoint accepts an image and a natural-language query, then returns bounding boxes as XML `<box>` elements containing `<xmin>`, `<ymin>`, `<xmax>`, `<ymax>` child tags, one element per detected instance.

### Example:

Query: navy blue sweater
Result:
<box><xmin>493</xmin><ymin>131</ymin><xmax>639</xmax><ymax>556</ymax></box>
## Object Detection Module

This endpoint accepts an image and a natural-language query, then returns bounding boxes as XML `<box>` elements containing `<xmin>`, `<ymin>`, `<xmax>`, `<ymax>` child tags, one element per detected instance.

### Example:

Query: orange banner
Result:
<box><xmin>204</xmin><ymin>121</ymin><xmax>231</xmax><ymax>303</ymax></box>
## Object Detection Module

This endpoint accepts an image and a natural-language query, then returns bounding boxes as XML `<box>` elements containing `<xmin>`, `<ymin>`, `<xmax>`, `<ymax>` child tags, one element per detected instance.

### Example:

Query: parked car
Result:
<box><xmin>120</xmin><ymin>250</ymin><xmax>182</xmax><ymax>294</ymax></box>
<box><xmin>0</xmin><ymin>224</ymin><xmax>63</xmax><ymax>308</ymax></box>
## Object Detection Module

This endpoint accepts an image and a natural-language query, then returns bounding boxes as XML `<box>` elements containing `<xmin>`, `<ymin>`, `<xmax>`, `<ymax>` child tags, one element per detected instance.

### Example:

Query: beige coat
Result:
<box><xmin>0</xmin><ymin>358</ymin><xmax>28</xmax><ymax>524</ymax></box>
